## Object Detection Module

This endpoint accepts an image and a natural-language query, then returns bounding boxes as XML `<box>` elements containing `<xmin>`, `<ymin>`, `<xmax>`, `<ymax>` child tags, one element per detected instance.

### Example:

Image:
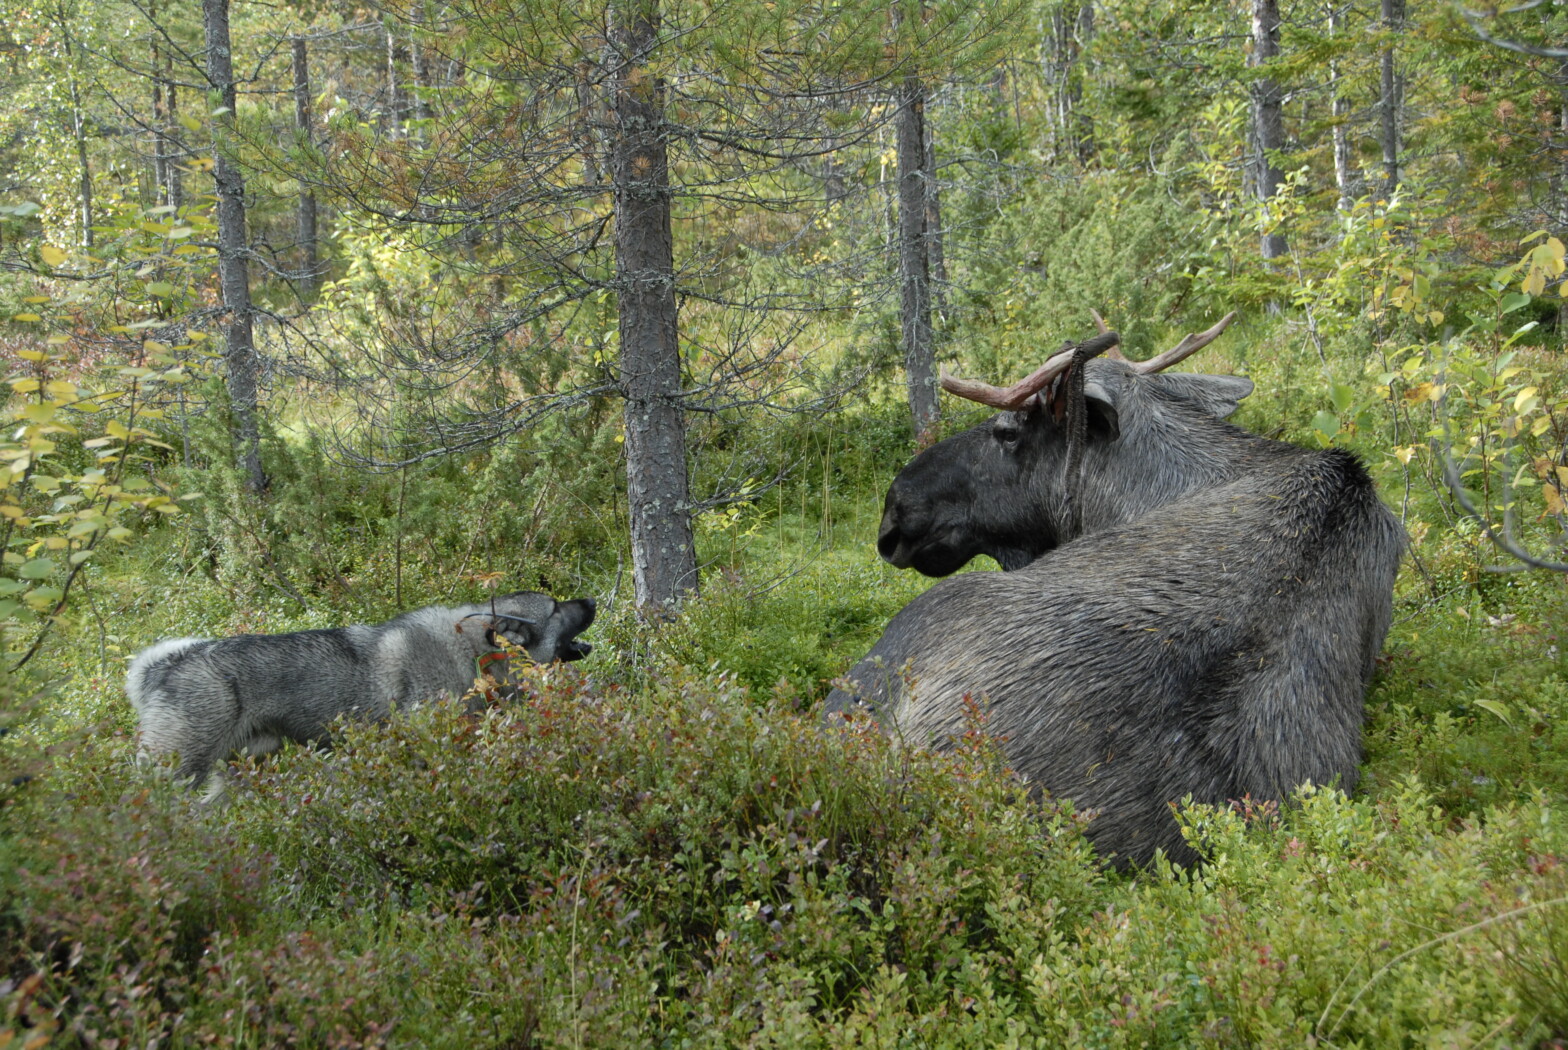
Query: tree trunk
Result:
<box><xmin>611</xmin><ymin>0</ymin><xmax>697</xmax><ymax>616</ymax></box>
<box><xmin>1044</xmin><ymin>4</ymin><xmax>1094</xmax><ymax>167</ymax></box>
<box><xmin>1045</xmin><ymin>6</ymin><xmax>1072</xmax><ymax>164</ymax></box>
<box><xmin>386</xmin><ymin>19</ymin><xmax>402</xmax><ymax>137</ymax></box>
<box><xmin>1249</xmin><ymin>0</ymin><xmax>1287</xmax><ymax>260</ymax></box>
<box><xmin>923</xmin><ymin>107</ymin><xmax>947</xmax><ymax>321</ymax></box>
<box><xmin>1556</xmin><ymin>61</ymin><xmax>1568</xmax><ymax>331</ymax></box>
<box><xmin>150</xmin><ymin>0</ymin><xmax>168</xmax><ymax>208</ymax></box>
<box><xmin>203</xmin><ymin>0</ymin><xmax>268</xmax><ymax>494</ymax></box>
<box><xmin>58</xmin><ymin>20</ymin><xmax>92</xmax><ymax>246</ymax></box>
<box><xmin>1329</xmin><ymin>3</ymin><xmax>1356</xmax><ymax>212</ymax></box>
<box><xmin>1072</xmin><ymin>3</ymin><xmax>1096</xmax><ymax>164</ymax></box>
<box><xmin>576</xmin><ymin>57</ymin><xmax>601</xmax><ymax>188</ymax></box>
<box><xmin>897</xmin><ymin>75</ymin><xmax>938</xmax><ymax>442</ymax></box>
<box><xmin>409</xmin><ymin>4</ymin><xmax>429</xmax><ymax>126</ymax></box>
<box><xmin>165</xmin><ymin>66</ymin><xmax>183</xmax><ymax>211</ymax></box>
<box><xmin>293</xmin><ymin>37</ymin><xmax>320</xmax><ymax>302</ymax></box>
<box><xmin>1379</xmin><ymin>0</ymin><xmax>1403</xmax><ymax>196</ymax></box>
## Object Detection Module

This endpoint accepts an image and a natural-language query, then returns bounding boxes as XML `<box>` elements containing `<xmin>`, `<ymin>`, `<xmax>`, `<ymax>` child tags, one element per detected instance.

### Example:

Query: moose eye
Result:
<box><xmin>992</xmin><ymin>420</ymin><xmax>1020</xmax><ymax>447</ymax></box>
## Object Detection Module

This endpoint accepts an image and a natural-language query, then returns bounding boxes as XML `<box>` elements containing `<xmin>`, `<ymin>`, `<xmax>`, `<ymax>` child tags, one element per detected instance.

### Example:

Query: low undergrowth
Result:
<box><xmin>4</xmin><ymin>343</ymin><xmax>1568</xmax><ymax>1045</ymax></box>
<box><xmin>3</xmin><ymin>645</ymin><xmax>1567</xmax><ymax>1047</ymax></box>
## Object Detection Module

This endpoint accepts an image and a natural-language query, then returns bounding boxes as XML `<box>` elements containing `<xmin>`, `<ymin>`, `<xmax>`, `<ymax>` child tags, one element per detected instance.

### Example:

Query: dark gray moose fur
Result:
<box><xmin>127</xmin><ymin>590</ymin><xmax>596</xmax><ymax>786</ymax></box>
<box><xmin>825</xmin><ymin>359</ymin><xmax>1405</xmax><ymax>866</ymax></box>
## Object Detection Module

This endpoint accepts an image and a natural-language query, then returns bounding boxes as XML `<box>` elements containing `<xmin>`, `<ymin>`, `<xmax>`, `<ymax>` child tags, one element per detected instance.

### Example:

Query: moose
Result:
<box><xmin>824</xmin><ymin>315</ymin><xmax>1406</xmax><ymax>867</ymax></box>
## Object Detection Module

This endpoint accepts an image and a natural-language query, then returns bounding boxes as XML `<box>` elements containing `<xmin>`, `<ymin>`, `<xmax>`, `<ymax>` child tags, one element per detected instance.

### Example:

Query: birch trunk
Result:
<box><xmin>1329</xmin><ymin>3</ymin><xmax>1356</xmax><ymax>212</ymax></box>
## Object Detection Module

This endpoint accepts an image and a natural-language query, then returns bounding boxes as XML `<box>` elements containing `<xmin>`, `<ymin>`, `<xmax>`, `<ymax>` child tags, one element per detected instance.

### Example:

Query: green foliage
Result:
<box><xmin>0</xmin><ymin>329</ymin><xmax>198</xmax><ymax>663</ymax></box>
<box><xmin>628</xmin><ymin>553</ymin><xmax>933</xmax><ymax>699</ymax></box>
<box><xmin>956</xmin><ymin>175</ymin><xmax>1213</xmax><ymax>369</ymax></box>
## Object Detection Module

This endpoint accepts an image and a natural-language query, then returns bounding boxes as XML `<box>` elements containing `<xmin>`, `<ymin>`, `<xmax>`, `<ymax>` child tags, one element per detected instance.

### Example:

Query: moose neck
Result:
<box><xmin>1066</xmin><ymin>401</ymin><xmax>1273</xmax><ymax>541</ymax></box>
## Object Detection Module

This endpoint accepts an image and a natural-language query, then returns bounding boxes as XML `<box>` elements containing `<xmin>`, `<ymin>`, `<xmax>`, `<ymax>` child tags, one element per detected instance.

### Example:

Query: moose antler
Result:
<box><xmin>940</xmin><ymin>331</ymin><xmax>1121</xmax><ymax>410</ymax></box>
<box><xmin>1089</xmin><ymin>309</ymin><xmax>1131</xmax><ymax>362</ymax></box>
<box><xmin>1124</xmin><ymin>312</ymin><xmax>1238</xmax><ymax>374</ymax></box>
<box><xmin>939</xmin><ymin>313</ymin><xmax>1239</xmax><ymax>411</ymax></box>
<box><xmin>1089</xmin><ymin>309</ymin><xmax>1238</xmax><ymax>371</ymax></box>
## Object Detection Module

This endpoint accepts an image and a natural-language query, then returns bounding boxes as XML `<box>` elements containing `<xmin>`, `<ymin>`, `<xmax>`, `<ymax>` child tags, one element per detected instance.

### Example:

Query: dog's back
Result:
<box><xmin>125</xmin><ymin>590</ymin><xmax>596</xmax><ymax>787</ymax></box>
<box><xmin>126</xmin><ymin>626</ymin><xmax>385</xmax><ymax>782</ymax></box>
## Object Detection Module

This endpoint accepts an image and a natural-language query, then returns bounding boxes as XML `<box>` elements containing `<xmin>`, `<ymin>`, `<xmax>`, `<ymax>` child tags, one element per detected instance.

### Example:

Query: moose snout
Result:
<box><xmin>877</xmin><ymin>510</ymin><xmax>914</xmax><ymax>568</ymax></box>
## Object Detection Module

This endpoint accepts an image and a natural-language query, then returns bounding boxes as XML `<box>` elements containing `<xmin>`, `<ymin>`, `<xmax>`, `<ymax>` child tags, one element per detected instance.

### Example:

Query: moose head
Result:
<box><xmin>876</xmin><ymin>312</ymin><xmax>1252</xmax><ymax>576</ymax></box>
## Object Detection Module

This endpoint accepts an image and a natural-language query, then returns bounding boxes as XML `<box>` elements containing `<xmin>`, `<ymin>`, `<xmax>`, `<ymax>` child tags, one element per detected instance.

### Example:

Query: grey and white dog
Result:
<box><xmin>126</xmin><ymin>590</ymin><xmax>596</xmax><ymax>786</ymax></box>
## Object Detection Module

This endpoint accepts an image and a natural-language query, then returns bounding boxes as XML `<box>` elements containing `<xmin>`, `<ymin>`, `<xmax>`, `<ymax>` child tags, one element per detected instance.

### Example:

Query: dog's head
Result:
<box><xmin>475</xmin><ymin>590</ymin><xmax>597</xmax><ymax>664</ymax></box>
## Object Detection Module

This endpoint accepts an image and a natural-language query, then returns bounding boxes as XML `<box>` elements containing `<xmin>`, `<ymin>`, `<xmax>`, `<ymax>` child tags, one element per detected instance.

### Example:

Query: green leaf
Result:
<box><xmin>1500</xmin><ymin>292</ymin><xmax>1532</xmax><ymax>313</ymax></box>
<box><xmin>17</xmin><ymin>557</ymin><xmax>54</xmax><ymax>579</ymax></box>
<box><xmin>1311</xmin><ymin>410</ymin><xmax>1340</xmax><ymax>439</ymax></box>
<box><xmin>24</xmin><ymin>585</ymin><xmax>61</xmax><ymax>610</ymax></box>
<box><xmin>1474</xmin><ymin>699</ymin><xmax>1513</xmax><ymax>727</ymax></box>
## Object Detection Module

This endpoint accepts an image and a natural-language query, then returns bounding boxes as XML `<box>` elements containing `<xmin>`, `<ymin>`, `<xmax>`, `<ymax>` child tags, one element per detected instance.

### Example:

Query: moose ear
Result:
<box><xmin>1158</xmin><ymin>373</ymin><xmax>1254</xmax><ymax>419</ymax></box>
<box><xmin>1082</xmin><ymin>379</ymin><xmax>1121</xmax><ymax>440</ymax></box>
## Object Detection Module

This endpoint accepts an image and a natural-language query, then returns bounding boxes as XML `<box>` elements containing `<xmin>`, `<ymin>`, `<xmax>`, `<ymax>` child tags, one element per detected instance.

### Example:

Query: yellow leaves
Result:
<box><xmin>1393</xmin><ymin>446</ymin><xmax>1418</xmax><ymax>465</ymax></box>
<box><xmin>1519</xmin><ymin>232</ymin><xmax>1568</xmax><ymax>296</ymax></box>
<box><xmin>38</xmin><ymin>244</ymin><xmax>65</xmax><ymax>266</ymax></box>
<box><xmin>1530</xmin><ymin>457</ymin><xmax>1568</xmax><ymax>518</ymax></box>
<box><xmin>1403</xmin><ymin>382</ymin><xmax>1444</xmax><ymax>403</ymax></box>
